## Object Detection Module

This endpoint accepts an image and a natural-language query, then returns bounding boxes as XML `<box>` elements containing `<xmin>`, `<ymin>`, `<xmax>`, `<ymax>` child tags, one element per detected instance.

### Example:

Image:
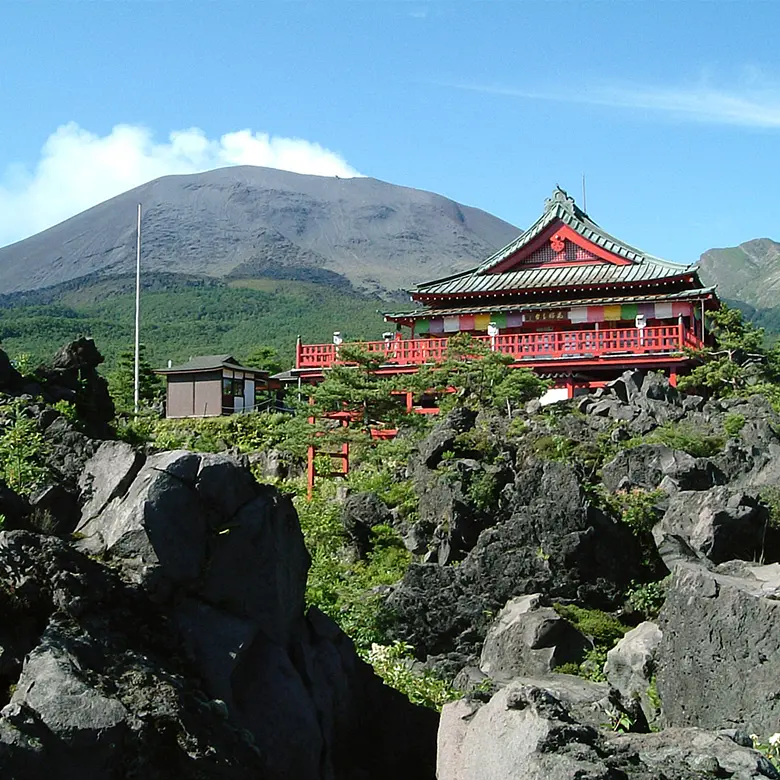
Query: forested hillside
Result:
<box><xmin>0</xmin><ymin>274</ymin><xmax>389</xmax><ymax>370</ymax></box>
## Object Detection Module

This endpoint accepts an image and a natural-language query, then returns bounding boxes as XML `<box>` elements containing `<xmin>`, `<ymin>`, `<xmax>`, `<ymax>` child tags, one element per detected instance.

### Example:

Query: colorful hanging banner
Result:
<box><xmin>443</xmin><ymin>316</ymin><xmax>460</xmax><ymax>333</ymax></box>
<box><xmin>474</xmin><ymin>313</ymin><xmax>491</xmax><ymax>331</ymax></box>
<box><xmin>587</xmin><ymin>306</ymin><xmax>604</xmax><ymax>323</ymax></box>
<box><xmin>411</xmin><ymin>299</ymin><xmax>693</xmax><ymax>335</ymax></box>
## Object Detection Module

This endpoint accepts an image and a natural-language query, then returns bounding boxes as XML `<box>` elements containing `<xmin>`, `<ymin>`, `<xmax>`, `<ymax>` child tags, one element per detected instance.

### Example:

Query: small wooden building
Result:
<box><xmin>157</xmin><ymin>355</ymin><xmax>271</xmax><ymax>418</ymax></box>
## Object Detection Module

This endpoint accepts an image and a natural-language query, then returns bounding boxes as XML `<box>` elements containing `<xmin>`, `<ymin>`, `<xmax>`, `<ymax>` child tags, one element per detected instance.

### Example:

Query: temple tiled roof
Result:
<box><xmin>410</xmin><ymin>188</ymin><xmax>701</xmax><ymax>298</ymax></box>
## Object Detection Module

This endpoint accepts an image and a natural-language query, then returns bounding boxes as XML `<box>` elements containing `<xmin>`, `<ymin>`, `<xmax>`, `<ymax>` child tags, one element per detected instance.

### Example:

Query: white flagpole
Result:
<box><xmin>133</xmin><ymin>203</ymin><xmax>142</xmax><ymax>415</ymax></box>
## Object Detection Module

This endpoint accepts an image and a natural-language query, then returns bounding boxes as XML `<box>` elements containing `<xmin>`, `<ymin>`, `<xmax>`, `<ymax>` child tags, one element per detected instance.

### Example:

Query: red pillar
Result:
<box><xmin>306</xmin><ymin>445</ymin><xmax>315</xmax><ymax>500</ymax></box>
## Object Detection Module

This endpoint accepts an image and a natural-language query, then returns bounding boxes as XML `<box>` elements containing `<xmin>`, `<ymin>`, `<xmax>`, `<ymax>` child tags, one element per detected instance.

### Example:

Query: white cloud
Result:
<box><xmin>0</xmin><ymin>123</ymin><xmax>361</xmax><ymax>247</ymax></box>
<box><xmin>451</xmin><ymin>77</ymin><xmax>780</xmax><ymax>128</ymax></box>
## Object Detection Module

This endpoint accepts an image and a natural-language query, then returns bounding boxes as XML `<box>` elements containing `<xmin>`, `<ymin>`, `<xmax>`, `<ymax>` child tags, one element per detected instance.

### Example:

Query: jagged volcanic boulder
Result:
<box><xmin>36</xmin><ymin>338</ymin><xmax>115</xmax><ymax>435</ymax></box>
<box><xmin>602</xmin><ymin>443</ymin><xmax>723</xmax><ymax>493</ymax></box>
<box><xmin>0</xmin><ymin>449</ymin><xmax>438</xmax><ymax>780</ymax></box>
<box><xmin>437</xmin><ymin>680</ymin><xmax>778</xmax><ymax>780</ymax></box>
<box><xmin>658</xmin><ymin>561</ymin><xmax>780</xmax><ymax>736</ymax></box>
<box><xmin>654</xmin><ymin>488</ymin><xmax>767</xmax><ymax>565</ymax></box>
<box><xmin>478</xmin><ymin>594</ymin><xmax>590</xmax><ymax>682</ymax></box>
<box><xmin>341</xmin><ymin>490</ymin><xmax>393</xmax><ymax>558</ymax></box>
<box><xmin>604</xmin><ymin>621</ymin><xmax>663</xmax><ymax>729</ymax></box>
<box><xmin>387</xmin><ymin>460</ymin><xmax>644</xmax><ymax>676</ymax></box>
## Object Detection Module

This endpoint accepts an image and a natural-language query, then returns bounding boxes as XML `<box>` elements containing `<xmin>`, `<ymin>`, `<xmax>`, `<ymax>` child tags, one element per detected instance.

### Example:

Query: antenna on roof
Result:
<box><xmin>581</xmin><ymin>174</ymin><xmax>587</xmax><ymax>214</ymax></box>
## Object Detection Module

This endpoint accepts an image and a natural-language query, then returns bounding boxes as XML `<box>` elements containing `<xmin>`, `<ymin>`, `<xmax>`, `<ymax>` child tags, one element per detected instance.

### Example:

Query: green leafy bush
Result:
<box><xmin>366</xmin><ymin>641</ymin><xmax>460</xmax><ymax>711</ymax></box>
<box><xmin>635</xmin><ymin>422</ymin><xmax>725</xmax><ymax>458</ymax></box>
<box><xmin>553</xmin><ymin>604</ymin><xmax>629</xmax><ymax>683</ymax></box>
<box><xmin>119</xmin><ymin>410</ymin><xmax>314</xmax><ymax>462</ymax></box>
<box><xmin>553</xmin><ymin>604</ymin><xmax>628</xmax><ymax>646</ymax></box>
<box><xmin>760</xmin><ymin>486</ymin><xmax>780</xmax><ymax>531</ymax></box>
<box><xmin>0</xmin><ymin>402</ymin><xmax>49</xmax><ymax>496</ymax></box>
<box><xmin>603</xmin><ymin>488</ymin><xmax>665</xmax><ymax>536</ymax></box>
<box><xmin>531</xmin><ymin>434</ymin><xmax>574</xmax><ymax>461</ymax></box>
<box><xmin>293</xmin><ymin>483</ymin><xmax>411</xmax><ymax>653</ymax></box>
<box><xmin>723</xmin><ymin>412</ymin><xmax>746</xmax><ymax>437</ymax></box>
<box><xmin>626</xmin><ymin>579</ymin><xmax>668</xmax><ymax>620</ymax></box>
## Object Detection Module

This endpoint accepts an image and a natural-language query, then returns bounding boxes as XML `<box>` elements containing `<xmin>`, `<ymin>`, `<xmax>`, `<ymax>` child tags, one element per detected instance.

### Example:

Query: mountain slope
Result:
<box><xmin>699</xmin><ymin>238</ymin><xmax>780</xmax><ymax>311</ymax></box>
<box><xmin>0</xmin><ymin>166</ymin><xmax>519</xmax><ymax>295</ymax></box>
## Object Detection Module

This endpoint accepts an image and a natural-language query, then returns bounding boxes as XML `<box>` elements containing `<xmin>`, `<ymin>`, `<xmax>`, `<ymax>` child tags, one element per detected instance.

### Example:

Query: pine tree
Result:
<box><xmin>108</xmin><ymin>345</ymin><xmax>163</xmax><ymax>414</ymax></box>
<box><xmin>679</xmin><ymin>304</ymin><xmax>780</xmax><ymax>409</ymax></box>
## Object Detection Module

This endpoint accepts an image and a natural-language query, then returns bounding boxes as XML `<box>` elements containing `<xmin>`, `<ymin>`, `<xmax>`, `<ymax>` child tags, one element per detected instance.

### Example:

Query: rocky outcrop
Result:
<box><xmin>341</xmin><ymin>490</ymin><xmax>393</xmax><ymax>558</ymax></box>
<box><xmin>437</xmin><ymin>680</ymin><xmax>777</xmax><ymax>780</ymax></box>
<box><xmin>0</xmin><ymin>449</ymin><xmax>438</xmax><ymax>779</ymax></box>
<box><xmin>479</xmin><ymin>594</ymin><xmax>589</xmax><ymax>682</ymax></box>
<box><xmin>604</xmin><ymin>621</ymin><xmax>663</xmax><ymax>728</ymax></box>
<box><xmin>387</xmin><ymin>459</ymin><xmax>644</xmax><ymax>676</ymax></box>
<box><xmin>602</xmin><ymin>443</ymin><xmax>723</xmax><ymax>493</ymax></box>
<box><xmin>655</xmin><ymin>488</ymin><xmax>768</xmax><ymax>565</ymax></box>
<box><xmin>658</xmin><ymin>562</ymin><xmax>780</xmax><ymax>735</ymax></box>
<box><xmin>37</xmin><ymin>338</ymin><xmax>115</xmax><ymax>435</ymax></box>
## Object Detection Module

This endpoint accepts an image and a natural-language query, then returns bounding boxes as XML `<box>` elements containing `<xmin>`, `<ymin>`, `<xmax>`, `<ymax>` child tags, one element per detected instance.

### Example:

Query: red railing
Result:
<box><xmin>296</xmin><ymin>324</ymin><xmax>700</xmax><ymax>370</ymax></box>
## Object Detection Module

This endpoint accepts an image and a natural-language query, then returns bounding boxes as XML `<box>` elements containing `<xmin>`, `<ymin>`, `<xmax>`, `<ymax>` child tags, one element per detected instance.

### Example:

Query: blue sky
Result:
<box><xmin>2</xmin><ymin>0</ymin><xmax>780</xmax><ymax>266</ymax></box>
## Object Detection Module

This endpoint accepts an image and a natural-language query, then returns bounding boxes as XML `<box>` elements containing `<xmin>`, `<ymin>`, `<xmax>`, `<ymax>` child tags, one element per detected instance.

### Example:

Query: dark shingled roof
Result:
<box><xmin>157</xmin><ymin>355</ymin><xmax>269</xmax><ymax>376</ymax></box>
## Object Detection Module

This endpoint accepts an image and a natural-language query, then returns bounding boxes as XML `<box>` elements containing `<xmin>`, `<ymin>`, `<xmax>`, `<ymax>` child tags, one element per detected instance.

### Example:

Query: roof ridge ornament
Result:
<box><xmin>545</xmin><ymin>186</ymin><xmax>576</xmax><ymax>213</ymax></box>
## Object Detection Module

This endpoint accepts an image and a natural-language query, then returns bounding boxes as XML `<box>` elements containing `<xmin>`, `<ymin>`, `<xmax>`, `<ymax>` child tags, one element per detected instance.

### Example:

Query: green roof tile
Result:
<box><xmin>410</xmin><ymin>187</ymin><xmax>703</xmax><ymax>298</ymax></box>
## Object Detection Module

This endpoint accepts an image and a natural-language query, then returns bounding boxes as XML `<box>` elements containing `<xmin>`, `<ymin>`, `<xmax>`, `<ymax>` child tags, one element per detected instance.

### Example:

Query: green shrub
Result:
<box><xmin>723</xmin><ymin>413</ymin><xmax>746</xmax><ymax>437</ymax></box>
<box><xmin>294</xmin><ymin>482</ymin><xmax>411</xmax><ymax>653</ymax></box>
<box><xmin>604</xmin><ymin>488</ymin><xmax>665</xmax><ymax>536</ymax></box>
<box><xmin>634</xmin><ymin>422</ymin><xmax>724</xmax><ymax>458</ymax></box>
<box><xmin>552</xmin><ymin>604</ymin><xmax>627</xmax><ymax>646</ymax></box>
<box><xmin>0</xmin><ymin>402</ymin><xmax>49</xmax><ymax>496</ymax></box>
<box><xmin>119</xmin><ymin>410</ymin><xmax>313</xmax><ymax>461</ymax></box>
<box><xmin>552</xmin><ymin>604</ymin><xmax>629</xmax><ymax>683</ymax></box>
<box><xmin>760</xmin><ymin>486</ymin><xmax>780</xmax><ymax>531</ymax></box>
<box><xmin>466</xmin><ymin>470</ymin><xmax>500</xmax><ymax>513</ymax></box>
<box><xmin>626</xmin><ymin>579</ymin><xmax>668</xmax><ymax>620</ymax></box>
<box><xmin>531</xmin><ymin>434</ymin><xmax>574</xmax><ymax>461</ymax></box>
<box><xmin>366</xmin><ymin>641</ymin><xmax>460</xmax><ymax>711</ymax></box>
<box><xmin>646</xmin><ymin>675</ymin><xmax>662</xmax><ymax>719</ymax></box>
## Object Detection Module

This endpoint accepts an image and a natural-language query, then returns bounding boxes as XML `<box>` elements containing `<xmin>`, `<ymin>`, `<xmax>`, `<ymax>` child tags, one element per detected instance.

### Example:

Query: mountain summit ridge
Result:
<box><xmin>0</xmin><ymin>165</ymin><xmax>520</xmax><ymax>296</ymax></box>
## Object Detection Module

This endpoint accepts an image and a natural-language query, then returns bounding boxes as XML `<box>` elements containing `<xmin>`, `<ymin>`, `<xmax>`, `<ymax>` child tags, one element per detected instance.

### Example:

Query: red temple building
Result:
<box><xmin>293</xmin><ymin>187</ymin><xmax>718</xmax><ymax>402</ymax></box>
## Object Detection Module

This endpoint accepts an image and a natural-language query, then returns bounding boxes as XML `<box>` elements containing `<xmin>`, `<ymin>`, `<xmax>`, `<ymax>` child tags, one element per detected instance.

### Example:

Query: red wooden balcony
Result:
<box><xmin>296</xmin><ymin>324</ymin><xmax>701</xmax><ymax>371</ymax></box>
